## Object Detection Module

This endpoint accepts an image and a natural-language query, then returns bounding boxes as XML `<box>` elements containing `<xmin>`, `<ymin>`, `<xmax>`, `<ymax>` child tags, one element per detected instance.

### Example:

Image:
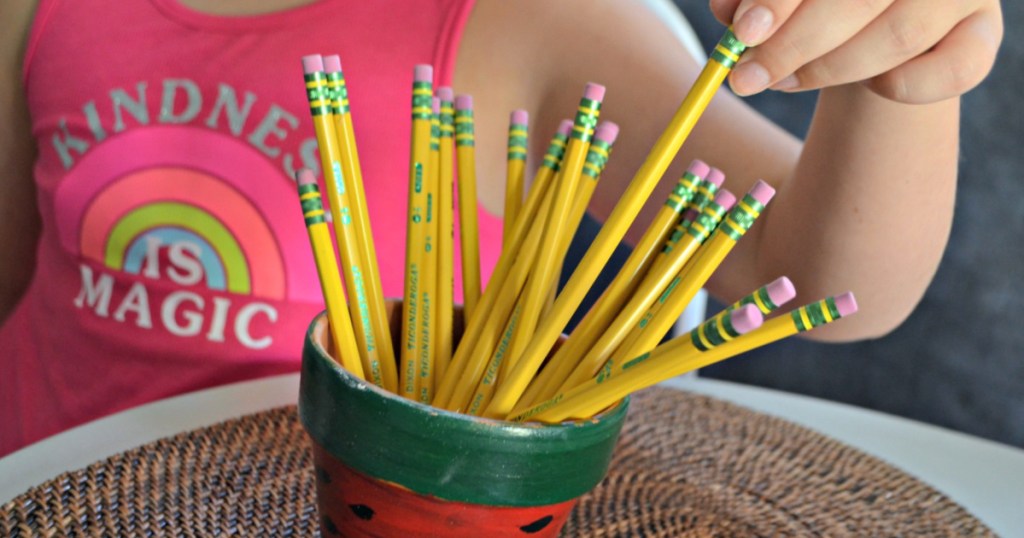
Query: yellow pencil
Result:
<box><xmin>400</xmin><ymin>64</ymin><xmax>434</xmax><ymax>400</ymax></box>
<box><xmin>481</xmin><ymin>84</ymin><xmax>605</xmax><ymax>418</ymax></box>
<box><xmin>552</xmin><ymin>187</ymin><xmax>736</xmax><ymax>398</ymax></box>
<box><xmin>504</xmin><ymin>110</ymin><xmax>529</xmax><ymax>247</ymax></box>
<box><xmin>302</xmin><ymin>55</ymin><xmax>385</xmax><ymax>388</ymax></box>
<box><xmin>295</xmin><ymin>169</ymin><xmax>365</xmax><ymax>379</ymax></box>
<box><xmin>649</xmin><ymin>166</ymin><xmax>724</xmax><ymax>274</ymax></box>
<box><xmin>510</xmin><ymin>293</ymin><xmax>857</xmax><ymax>422</ymax></box>
<box><xmin>482</xmin><ymin>29</ymin><xmax>748</xmax><ymax>418</ymax></box>
<box><xmin>432</xmin><ymin>120</ymin><xmax>572</xmax><ymax>408</ymax></box>
<box><xmin>441</xmin><ymin>168</ymin><xmax>561</xmax><ymax>412</ymax></box>
<box><xmin>520</xmin><ymin>160</ymin><xmax>710</xmax><ymax>407</ymax></box>
<box><xmin>609</xmin><ymin>181</ymin><xmax>775</xmax><ymax>368</ymax></box>
<box><xmin>323</xmin><ymin>55</ymin><xmax>398</xmax><ymax>392</ymax></box>
<box><xmin>454</xmin><ymin>95</ymin><xmax>482</xmax><ymax>320</ymax></box>
<box><xmin>413</xmin><ymin>97</ymin><xmax>442</xmax><ymax>403</ymax></box>
<box><xmin>466</xmin><ymin>122</ymin><xmax>618</xmax><ymax>416</ymax></box>
<box><xmin>435</xmin><ymin>87</ymin><xmax>456</xmax><ymax>382</ymax></box>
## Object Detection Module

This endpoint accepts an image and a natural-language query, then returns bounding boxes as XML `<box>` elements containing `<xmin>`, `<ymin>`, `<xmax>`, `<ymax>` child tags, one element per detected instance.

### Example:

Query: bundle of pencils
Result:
<box><xmin>296</xmin><ymin>28</ymin><xmax>858</xmax><ymax>425</ymax></box>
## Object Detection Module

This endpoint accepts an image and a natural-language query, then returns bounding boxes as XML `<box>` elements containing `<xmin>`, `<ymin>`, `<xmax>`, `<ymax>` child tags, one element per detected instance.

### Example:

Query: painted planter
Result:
<box><xmin>299</xmin><ymin>304</ymin><xmax>628</xmax><ymax>537</ymax></box>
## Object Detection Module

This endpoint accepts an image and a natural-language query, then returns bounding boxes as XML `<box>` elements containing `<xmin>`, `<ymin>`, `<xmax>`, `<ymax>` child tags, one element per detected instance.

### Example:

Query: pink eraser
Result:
<box><xmin>705</xmin><ymin>167</ymin><xmax>726</xmax><ymax>188</ymax></box>
<box><xmin>594</xmin><ymin>121</ymin><xmax>619</xmax><ymax>143</ymax></box>
<box><xmin>583</xmin><ymin>82</ymin><xmax>606</xmax><ymax>102</ymax></box>
<box><xmin>413</xmin><ymin>64</ymin><xmax>433</xmax><ymax>84</ymax></box>
<box><xmin>730</xmin><ymin>304</ymin><xmax>764</xmax><ymax>334</ymax></box>
<box><xmin>557</xmin><ymin>119</ymin><xmax>573</xmax><ymax>136</ymax></box>
<box><xmin>834</xmin><ymin>292</ymin><xmax>858</xmax><ymax>317</ymax></box>
<box><xmin>432</xmin><ymin>97</ymin><xmax>441</xmax><ymax>114</ymax></box>
<box><xmin>686</xmin><ymin>159</ymin><xmax>710</xmax><ymax>179</ymax></box>
<box><xmin>323</xmin><ymin>55</ymin><xmax>342</xmax><ymax>73</ymax></box>
<box><xmin>437</xmin><ymin>86</ymin><xmax>454</xmax><ymax>102</ymax></box>
<box><xmin>713</xmin><ymin>189</ymin><xmax>737</xmax><ymax>211</ymax></box>
<box><xmin>747</xmin><ymin>179</ymin><xmax>776</xmax><ymax>206</ymax></box>
<box><xmin>511</xmin><ymin>109</ymin><xmax>529</xmax><ymax>125</ymax></box>
<box><xmin>765</xmin><ymin>276</ymin><xmax>796</xmax><ymax>307</ymax></box>
<box><xmin>455</xmin><ymin>94</ymin><xmax>473</xmax><ymax>110</ymax></box>
<box><xmin>296</xmin><ymin>168</ymin><xmax>317</xmax><ymax>186</ymax></box>
<box><xmin>301</xmin><ymin>54</ymin><xmax>324</xmax><ymax>74</ymax></box>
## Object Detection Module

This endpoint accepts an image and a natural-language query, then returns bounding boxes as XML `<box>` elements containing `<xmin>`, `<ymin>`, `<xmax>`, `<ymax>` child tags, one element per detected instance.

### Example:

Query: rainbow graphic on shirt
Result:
<box><xmin>53</xmin><ymin>125</ymin><xmax>320</xmax><ymax>349</ymax></box>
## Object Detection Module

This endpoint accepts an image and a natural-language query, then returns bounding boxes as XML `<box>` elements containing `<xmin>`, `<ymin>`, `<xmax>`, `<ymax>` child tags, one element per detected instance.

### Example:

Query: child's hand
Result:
<box><xmin>710</xmin><ymin>0</ymin><xmax>1003</xmax><ymax>104</ymax></box>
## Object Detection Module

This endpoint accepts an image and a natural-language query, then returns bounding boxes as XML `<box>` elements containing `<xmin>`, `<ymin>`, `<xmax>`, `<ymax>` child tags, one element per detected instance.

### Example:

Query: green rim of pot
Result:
<box><xmin>298</xmin><ymin>313</ymin><xmax>629</xmax><ymax>506</ymax></box>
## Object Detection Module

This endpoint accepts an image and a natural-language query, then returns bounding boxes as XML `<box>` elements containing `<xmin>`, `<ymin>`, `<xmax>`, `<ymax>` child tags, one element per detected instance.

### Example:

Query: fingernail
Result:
<box><xmin>730</xmin><ymin>61</ymin><xmax>771</xmax><ymax>96</ymax></box>
<box><xmin>771</xmin><ymin>74</ymin><xmax>799</xmax><ymax>91</ymax></box>
<box><xmin>734</xmin><ymin>6</ymin><xmax>773</xmax><ymax>46</ymax></box>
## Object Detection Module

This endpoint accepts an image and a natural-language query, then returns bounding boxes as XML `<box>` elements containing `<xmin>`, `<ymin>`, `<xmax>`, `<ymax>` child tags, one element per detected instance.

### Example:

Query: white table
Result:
<box><xmin>2</xmin><ymin>374</ymin><xmax>1022</xmax><ymax>536</ymax></box>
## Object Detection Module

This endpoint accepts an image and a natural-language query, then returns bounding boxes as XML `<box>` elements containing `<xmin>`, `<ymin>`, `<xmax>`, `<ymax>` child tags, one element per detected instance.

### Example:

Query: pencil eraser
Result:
<box><xmin>323</xmin><ymin>55</ymin><xmax>342</xmax><ymax>73</ymax></box>
<box><xmin>296</xmin><ymin>168</ymin><xmax>317</xmax><ymax>186</ymax></box>
<box><xmin>432</xmin><ymin>97</ymin><xmax>441</xmax><ymax>114</ymax></box>
<box><xmin>583</xmin><ymin>82</ymin><xmax>606</xmax><ymax>102</ymax></box>
<box><xmin>511</xmin><ymin>109</ymin><xmax>528</xmax><ymax>125</ymax></box>
<box><xmin>765</xmin><ymin>276</ymin><xmax>796</xmax><ymax>307</ymax></box>
<box><xmin>687</xmin><ymin>159</ymin><xmax>710</xmax><ymax>179</ymax></box>
<box><xmin>834</xmin><ymin>292</ymin><xmax>858</xmax><ymax>317</ymax></box>
<box><xmin>557</xmin><ymin>119</ymin><xmax>573</xmax><ymax>136</ymax></box>
<box><xmin>705</xmin><ymin>167</ymin><xmax>726</xmax><ymax>188</ymax></box>
<box><xmin>301</xmin><ymin>54</ymin><xmax>324</xmax><ymax>74</ymax></box>
<box><xmin>713</xmin><ymin>188</ymin><xmax>737</xmax><ymax>211</ymax></box>
<box><xmin>455</xmin><ymin>94</ymin><xmax>473</xmax><ymax>111</ymax></box>
<box><xmin>414</xmin><ymin>64</ymin><xmax>433</xmax><ymax>84</ymax></box>
<box><xmin>730</xmin><ymin>304</ymin><xmax>764</xmax><ymax>334</ymax></box>
<box><xmin>747</xmin><ymin>179</ymin><xmax>776</xmax><ymax>206</ymax></box>
<box><xmin>437</xmin><ymin>86</ymin><xmax>454</xmax><ymax>102</ymax></box>
<box><xmin>594</xmin><ymin>121</ymin><xmax>619</xmax><ymax>143</ymax></box>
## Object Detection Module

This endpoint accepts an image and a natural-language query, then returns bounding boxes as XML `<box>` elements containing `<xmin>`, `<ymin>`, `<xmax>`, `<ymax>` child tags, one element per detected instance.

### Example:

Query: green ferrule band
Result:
<box><xmin>304</xmin><ymin>214</ymin><xmax>326</xmax><ymax>225</ymax></box>
<box><xmin>756</xmin><ymin>287</ymin><xmax>778</xmax><ymax>311</ymax></box>
<box><xmin>688</xmin><ymin>204</ymin><xmax>726</xmax><ymax>241</ymax></box>
<box><xmin>412</xmin><ymin>81</ymin><xmax>432</xmax><ymax>91</ymax></box>
<box><xmin>298</xmin><ymin>183</ymin><xmax>320</xmax><ymax>195</ymax></box>
<box><xmin>412</xmin><ymin>93</ymin><xmax>433</xmax><ymax>108</ymax></box>
<box><xmin>304</xmin><ymin>72</ymin><xmax>326</xmax><ymax>84</ymax></box>
<box><xmin>711</xmin><ymin>29</ymin><xmax>747</xmax><ymax>68</ymax></box>
<box><xmin>455</xmin><ymin>121</ymin><xmax>474</xmax><ymax>135</ymax></box>
<box><xmin>455</xmin><ymin>109</ymin><xmax>474</xmax><ymax>119</ymax></box>
<box><xmin>300</xmin><ymin>197</ymin><xmax>325</xmax><ymax>215</ymax></box>
<box><xmin>792</xmin><ymin>297</ymin><xmax>842</xmax><ymax>331</ymax></box>
<box><xmin>508</xmin><ymin>149</ymin><xmax>528</xmax><ymax>161</ymax></box>
<box><xmin>431</xmin><ymin>142</ymin><xmax>440</xmax><ymax>150</ymax></box>
<box><xmin>508</xmin><ymin>135</ymin><xmax>528</xmax><ymax>149</ymax></box>
<box><xmin>665</xmin><ymin>198</ymin><xmax>686</xmax><ymax>212</ymax></box>
<box><xmin>701</xmin><ymin>319</ymin><xmax>727</xmax><ymax>348</ymax></box>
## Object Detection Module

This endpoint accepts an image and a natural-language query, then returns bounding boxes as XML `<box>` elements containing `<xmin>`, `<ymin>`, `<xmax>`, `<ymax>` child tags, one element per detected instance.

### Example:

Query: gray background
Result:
<box><xmin>675</xmin><ymin>1</ymin><xmax>1024</xmax><ymax>448</ymax></box>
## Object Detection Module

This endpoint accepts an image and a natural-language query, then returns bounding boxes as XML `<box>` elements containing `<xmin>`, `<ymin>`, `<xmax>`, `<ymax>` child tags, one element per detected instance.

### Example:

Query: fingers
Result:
<box><xmin>729</xmin><ymin>0</ymin><xmax>894</xmax><ymax>96</ymax></box>
<box><xmin>780</xmin><ymin>0</ymin><xmax>967</xmax><ymax>93</ymax></box>
<box><xmin>865</xmin><ymin>9</ymin><xmax>1004</xmax><ymax>104</ymax></box>
<box><xmin>730</xmin><ymin>0</ymin><xmax>802</xmax><ymax>46</ymax></box>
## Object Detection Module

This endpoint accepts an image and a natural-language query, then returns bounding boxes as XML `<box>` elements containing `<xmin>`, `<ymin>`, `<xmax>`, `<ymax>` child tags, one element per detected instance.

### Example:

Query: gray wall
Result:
<box><xmin>674</xmin><ymin>1</ymin><xmax>1024</xmax><ymax>448</ymax></box>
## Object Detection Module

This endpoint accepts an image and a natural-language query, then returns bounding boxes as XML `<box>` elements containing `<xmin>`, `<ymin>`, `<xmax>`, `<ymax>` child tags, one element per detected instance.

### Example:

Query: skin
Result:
<box><xmin>0</xmin><ymin>0</ymin><xmax>1004</xmax><ymax>342</ymax></box>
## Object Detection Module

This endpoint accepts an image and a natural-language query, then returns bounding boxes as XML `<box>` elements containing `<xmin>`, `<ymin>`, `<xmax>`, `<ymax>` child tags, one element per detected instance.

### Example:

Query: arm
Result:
<box><xmin>457</xmin><ymin>0</ymin><xmax>1000</xmax><ymax>342</ymax></box>
<box><xmin>0</xmin><ymin>0</ymin><xmax>42</xmax><ymax>325</ymax></box>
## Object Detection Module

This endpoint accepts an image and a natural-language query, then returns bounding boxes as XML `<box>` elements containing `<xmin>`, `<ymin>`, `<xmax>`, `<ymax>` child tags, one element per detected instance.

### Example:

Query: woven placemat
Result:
<box><xmin>1</xmin><ymin>387</ymin><xmax>994</xmax><ymax>537</ymax></box>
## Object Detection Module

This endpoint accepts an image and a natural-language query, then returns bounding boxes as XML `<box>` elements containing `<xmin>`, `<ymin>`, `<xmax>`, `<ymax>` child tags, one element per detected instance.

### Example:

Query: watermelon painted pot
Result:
<box><xmin>299</xmin><ymin>306</ymin><xmax>628</xmax><ymax>537</ymax></box>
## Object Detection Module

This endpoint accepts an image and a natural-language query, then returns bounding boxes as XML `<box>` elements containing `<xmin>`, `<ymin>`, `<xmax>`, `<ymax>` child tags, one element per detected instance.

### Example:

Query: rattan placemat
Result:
<box><xmin>1</xmin><ymin>387</ymin><xmax>994</xmax><ymax>537</ymax></box>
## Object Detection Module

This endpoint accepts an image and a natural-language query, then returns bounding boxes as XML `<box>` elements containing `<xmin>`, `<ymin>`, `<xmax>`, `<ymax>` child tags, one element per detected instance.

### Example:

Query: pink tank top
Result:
<box><xmin>1</xmin><ymin>0</ymin><xmax>503</xmax><ymax>456</ymax></box>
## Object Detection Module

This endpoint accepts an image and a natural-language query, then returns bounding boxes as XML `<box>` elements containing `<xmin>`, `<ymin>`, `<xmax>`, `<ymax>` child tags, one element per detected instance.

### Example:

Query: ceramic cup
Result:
<box><xmin>298</xmin><ymin>302</ymin><xmax>628</xmax><ymax>537</ymax></box>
